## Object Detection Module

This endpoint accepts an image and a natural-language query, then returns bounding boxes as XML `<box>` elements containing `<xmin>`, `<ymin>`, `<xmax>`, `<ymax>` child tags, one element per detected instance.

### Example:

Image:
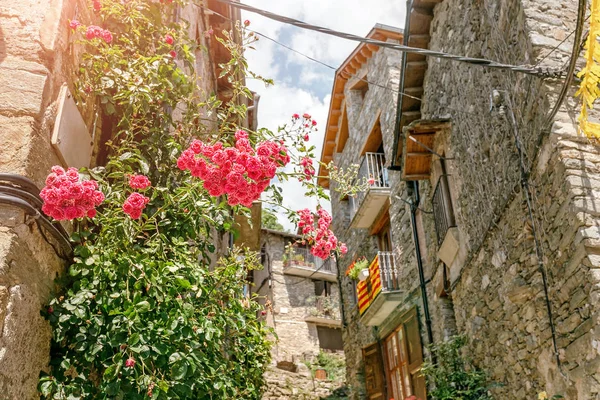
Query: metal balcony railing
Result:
<box><xmin>349</xmin><ymin>152</ymin><xmax>389</xmax><ymax>220</ymax></box>
<box><xmin>311</xmin><ymin>295</ymin><xmax>341</xmax><ymax>320</ymax></box>
<box><xmin>432</xmin><ymin>174</ymin><xmax>456</xmax><ymax>246</ymax></box>
<box><xmin>357</xmin><ymin>251</ymin><xmax>401</xmax><ymax>316</ymax></box>
<box><xmin>377</xmin><ymin>251</ymin><xmax>400</xmax><ymax>292</ymax></box>
<box><xmin>284</xmin><ymin>247</ymin><xmax>336</xmax><ymax>274</ymax></box>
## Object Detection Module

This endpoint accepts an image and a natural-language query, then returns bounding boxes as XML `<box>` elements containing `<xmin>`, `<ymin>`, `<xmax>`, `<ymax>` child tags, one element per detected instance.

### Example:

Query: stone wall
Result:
<box><xmin>0</xmin><ymin>2</ymin><xmax>216</xmax><ymax>398</ymax></box>
<box><xmin>329</xmin><ymin>0</ymin><xmax>600</xmax><ymax>399</ymax></box>
<box><xmin>419</xmin><ymin>0</ymin><xmax>597</xmax><ymax>398</ymax></box>
<box><xmin>260</xmin><ymin>230</ymin><xmax>343</xmax><ymax>363</ymax></box>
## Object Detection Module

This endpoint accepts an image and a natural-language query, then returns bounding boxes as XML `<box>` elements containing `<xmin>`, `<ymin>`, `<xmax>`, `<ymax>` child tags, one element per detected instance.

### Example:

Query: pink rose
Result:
<box><xmin>69</xmin><ymin>19</ymin><xmax>81</xmax><ymax>30</ymax></box>
<box><xmin>125</xmin><ymin>358</ymin><xmax>135</xmax><ymax>368</ymax></box>
<box><xmin>128</xmin><ymin>174</ymin><xmax>151</xmax><ymax>190</ymax></box>
<box><xmin>164</xmin><ymin>34</ymin><xmax>174</xmax><ymax>45</ymax></box>
<box><xmin>101</xmin><ymin>29</ymin><xmax>113</xmax><ymax>44</ymax></box>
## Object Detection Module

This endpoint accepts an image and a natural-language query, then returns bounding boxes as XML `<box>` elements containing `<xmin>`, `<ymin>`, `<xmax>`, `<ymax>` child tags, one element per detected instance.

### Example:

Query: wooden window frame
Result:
<box><xmin>382</xmin><ymin>308</ymin><xmax>426</xmax><ymax>400</ymax></box>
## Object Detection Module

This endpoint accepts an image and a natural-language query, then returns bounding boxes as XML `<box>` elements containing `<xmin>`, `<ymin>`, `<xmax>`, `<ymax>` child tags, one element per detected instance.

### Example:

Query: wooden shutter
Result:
<box><xmin>363</xmin><ymin>342</ymin><xmax>386</xmax><ymax>399</ymax></box>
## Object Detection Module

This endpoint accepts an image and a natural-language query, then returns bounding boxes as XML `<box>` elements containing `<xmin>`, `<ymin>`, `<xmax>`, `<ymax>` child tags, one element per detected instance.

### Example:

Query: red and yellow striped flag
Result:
<box><xmin>358</xmin><ymin>255</ymin><xmax>381</xmax><ymax>315</ymax></box>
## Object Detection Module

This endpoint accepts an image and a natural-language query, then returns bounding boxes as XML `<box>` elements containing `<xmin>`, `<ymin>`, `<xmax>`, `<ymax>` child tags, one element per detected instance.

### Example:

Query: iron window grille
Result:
<box><xmin>432</xmin><ymin>174</ymin><xmax>457</xmax><ymax>246</ymax></box>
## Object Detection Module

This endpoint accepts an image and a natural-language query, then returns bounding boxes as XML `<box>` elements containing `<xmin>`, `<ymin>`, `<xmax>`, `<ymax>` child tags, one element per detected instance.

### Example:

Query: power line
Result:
<box><xmin>215</xmin><ymin>0</ymin><xmax>563</xmax><ymax>77</ymax></box>
<box><xmin>197</xmin><ymin>3</ymin><xmax>422</xmax><ymax>102</ymax></box>
<box><xmin>251</xmin><ymin>31</ymin><xmax>422</xmax><ymax>101</ymax></box>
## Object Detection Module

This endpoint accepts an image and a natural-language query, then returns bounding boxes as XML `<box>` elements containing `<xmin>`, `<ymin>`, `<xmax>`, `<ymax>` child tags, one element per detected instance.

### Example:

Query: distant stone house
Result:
<box><xmin>319</xmin><ymin>1</ymin><xmax>597</xmax><ymax>399</ymax></box>
<box><xmin>0</xmin><ymin>1</ymin><xmax>255</xmax><ymax>398</ymax></box>
<box><xmin>256</xmin><ymin>229</ymin><xmax>344</xmax><ymax>364</ymax></box>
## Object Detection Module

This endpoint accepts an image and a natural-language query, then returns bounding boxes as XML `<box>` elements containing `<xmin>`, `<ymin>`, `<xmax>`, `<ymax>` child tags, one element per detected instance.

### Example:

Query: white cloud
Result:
<box><xmin>241</xmin><ymin>1</ymin><xmax>405</xmax><ymax>231</ymax></box>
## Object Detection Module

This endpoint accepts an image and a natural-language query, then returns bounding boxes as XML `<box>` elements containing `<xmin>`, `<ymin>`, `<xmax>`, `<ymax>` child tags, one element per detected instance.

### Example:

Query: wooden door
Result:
<box><xmin>363</xmin><ymin>342</ymin><xmax>386</xmax><ymax>399</ymax></box>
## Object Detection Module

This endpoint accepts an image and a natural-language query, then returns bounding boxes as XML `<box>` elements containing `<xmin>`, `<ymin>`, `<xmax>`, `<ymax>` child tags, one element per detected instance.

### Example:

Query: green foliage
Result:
<box><xmin>347</xmin><ymin>257</ymin><xmax>368</xmax><ymax>281</ymax></box>
<box><xmin>39</xmin><ymin>1</ymin><xmax>274</xmax><ymax>398</ymax></box>
<box><xmin>421</xmin><ymin>336</ymin><xmax>493</xmax><ymax>400</ymax></box>
<box><xmin>304</xmin><ymin>352</ymin><xmax>346</xmax><ymax>383</ymax></box>
<box><xmin>261</xmin><ymin>208</ymin><xmax>284</xmax><ymax>231</ymax></box>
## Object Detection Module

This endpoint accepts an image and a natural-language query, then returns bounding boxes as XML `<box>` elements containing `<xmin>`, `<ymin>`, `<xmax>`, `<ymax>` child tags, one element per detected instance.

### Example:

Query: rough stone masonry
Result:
<box><xmin>328</xmin><ymin>0</ymin><xmax>600</xmax><ymax>398</ymax></box>
<box><xmin>0</xmin><ymin>0</ymin><xmax>217</xmax><ymax>398</ymax></box>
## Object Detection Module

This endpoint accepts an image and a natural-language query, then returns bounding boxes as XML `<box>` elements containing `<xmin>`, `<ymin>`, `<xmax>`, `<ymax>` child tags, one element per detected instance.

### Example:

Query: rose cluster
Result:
<box><xmin>297</xmin><ymin>208</ymin><xmax>347</xmax><ymax>259</ymax></box>
<box><xmin>299</xmin><ymin>156</ymin><xmax>316</xmax><ymax>181</ymax></box>
<box><xmin>292</xmin><ymin>113</ymin><xmax>317</xmax><ymax>142</ymax></box>
<box><xmin>122</xmin><ymin>174</ymin><xmax>151</xmax><ymax>219</ymax></box>
<box><xmin>40</xmin><ymin>166</ymin><xmax>104</xmax><ymax>221</ymax></box>
<box><xmin>85</xmin><ymin>25</ymin><xmax>113</xmax><ymax>43</ymax></box>
<box><xmin>177</xmin><ymin>130</ymin><xmax>290</xmax><ymax>207</ymax></box>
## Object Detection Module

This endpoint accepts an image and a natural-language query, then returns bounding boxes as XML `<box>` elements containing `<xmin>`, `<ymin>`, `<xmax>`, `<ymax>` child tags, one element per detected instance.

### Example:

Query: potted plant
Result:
<box><xmin>293</xmin><ymin>254</ymin><xmax>305</xmax><ymax>265</ymax></box>
<box><xmin>347</xmin><ymin>257</ymin><xmax>369</xmax><ymax>281</ymax></box>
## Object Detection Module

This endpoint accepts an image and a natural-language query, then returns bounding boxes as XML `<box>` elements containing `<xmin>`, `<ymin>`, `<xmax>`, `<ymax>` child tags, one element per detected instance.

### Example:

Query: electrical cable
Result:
<box><xmin>501</xmin><ymin>91</ymin><xmax>562</xmax><ymax>372</ymax></box>
<box><xmin>196</xmin><ymin>3</ymin><xmax>422</xmax><ymax>102</ymax></box>
<box><xmin>534</xmin><ymin>14</ymin><xmax>590</xmax><ymax>69</ymax></box>
<box><xmin>543</xmin><ymin>0</ymin><xmax>586</xmax><ymax>131</ymax></box>
<box><xmin>215</xmin><ymin>0</ymin><xmax>563</xmax><ymax>77</ymax></box>
<box><xmin>0</xmin><ymin>194</ymin><xmax>72</xmax><ymax>256</ymax></box>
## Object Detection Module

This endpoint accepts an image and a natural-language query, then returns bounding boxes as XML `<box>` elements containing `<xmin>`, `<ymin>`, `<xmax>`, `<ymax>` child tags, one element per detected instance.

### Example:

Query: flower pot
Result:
<box><xmin>358</xmin><ymin>269</ymin><xmax>370</xmax><ymax>282</ymax></box>
<box><xmin>315</xmin><ymin>368</ymin><xmax>327</xmax><ymax>380</ymax></box>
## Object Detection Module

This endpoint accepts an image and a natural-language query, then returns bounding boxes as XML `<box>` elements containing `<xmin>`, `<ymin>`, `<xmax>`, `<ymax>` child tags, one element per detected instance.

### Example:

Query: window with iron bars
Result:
<box><xmin>432</xmin><ymin>172</ymin><xmax>456</xmax><ymax>246</ymax></box>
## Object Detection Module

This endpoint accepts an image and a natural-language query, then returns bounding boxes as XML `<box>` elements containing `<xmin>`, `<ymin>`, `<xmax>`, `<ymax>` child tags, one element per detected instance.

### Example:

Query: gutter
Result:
<box><xmin>409</xmin><ymin>181</ymin><xmax>435</xmax><ymax>355</ymax></box>
<box><xmin>389</xmin><ymin>0</ymin><xmax>413</xmax><ymax>171</ymax></box>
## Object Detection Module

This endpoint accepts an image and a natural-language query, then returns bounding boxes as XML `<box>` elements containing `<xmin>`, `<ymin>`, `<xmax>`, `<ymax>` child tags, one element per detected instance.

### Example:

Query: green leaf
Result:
<box><xmin>168</xmin><ymin>352</ymin><xmax>182</xmax><ymax>364</ymax></box>
<box><xmin>135</xmin><ymin>301</ymin><xmax>151</xmax><ymax>313</ymax></box>
<box><xmin>104</xmin><ymin>364</ymin><xmax>118</xmax><ymax>380</ymax></box>
<box><xmin>171</xmin><ymin>361</ymin><xmax>188</xmax><ymax>380</ymax></box>
<box><xmin>39</xmin><ymin>380</ymin><xmax>53</xmax><ymax>396</ymax></box>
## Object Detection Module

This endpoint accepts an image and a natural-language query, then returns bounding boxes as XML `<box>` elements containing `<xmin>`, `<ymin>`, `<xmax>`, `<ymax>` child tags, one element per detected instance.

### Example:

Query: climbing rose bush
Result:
<box><xmin>38</xmin><ymin>1</ymin><xmax>360</xmax><ymax>398</ymax></box>
<box><xmin>40</xmin><ymin>166</ymin><xmax>104</xmax><ymax>220</ymax></box>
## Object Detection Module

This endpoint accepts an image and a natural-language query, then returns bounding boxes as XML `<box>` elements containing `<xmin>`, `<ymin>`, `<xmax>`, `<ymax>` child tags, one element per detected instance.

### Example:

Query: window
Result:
<box><xmin>432</xmin><ymin>159</ymin><xmax>457</xmax><ymax>245</ymax></box>
<box><xmin>314</xmin><ymin>280</ymin><xmax>330</xmax><ymax>297</ymax></box>
<box><xmin>383</xmin><ymin>308</ymin><xmax>426</xmax><ymax>400</ymax></box>
<box><xmin>316</xmin><ymin>326</ymin><xmax>344</xmax><ymax>351</ymax></box>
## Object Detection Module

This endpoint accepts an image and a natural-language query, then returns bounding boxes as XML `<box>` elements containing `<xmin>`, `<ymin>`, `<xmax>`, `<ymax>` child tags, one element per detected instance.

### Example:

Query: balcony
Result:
<box><xmin>304</xmin><ymin>295</ymin><xmax>342</xmax><ymax>327</ymax></box>
<box><xmin>358</xmin><ymin>252</ymin><xmax>405</xmax><ymax>326</ymax></box>
<box><xmin>349</xmin><ymin>153</ymin><xmax>391</xmax><ymax>229</ymax></box>
<box><xmin>283</xmin><ymin>247</ymin><xmax>338</xmax><ymax>282</ymax></box>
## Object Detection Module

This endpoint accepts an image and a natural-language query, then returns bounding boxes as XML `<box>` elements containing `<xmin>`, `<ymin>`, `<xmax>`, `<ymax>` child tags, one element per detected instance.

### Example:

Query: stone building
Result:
<box><xmin>257</xmin><ymin>228</ymin><xmax>344</xmax><ymax>363</ymax></box>
<box><xmin>319</xmin><ymin>1</ymin><xmax>597</xmax><ymax>399</ymax></box>
<box><xmin>0</xmin><ymin>1</ymin><xmax>253</xmax><ymax>398</ymax></box>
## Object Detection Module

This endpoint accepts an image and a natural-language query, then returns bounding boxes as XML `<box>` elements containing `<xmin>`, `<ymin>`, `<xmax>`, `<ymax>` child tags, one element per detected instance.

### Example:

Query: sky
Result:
<box><xmin>241</xmin><ymin>1</ymin><xmax>406</xmax><ymax>231</ymax></box>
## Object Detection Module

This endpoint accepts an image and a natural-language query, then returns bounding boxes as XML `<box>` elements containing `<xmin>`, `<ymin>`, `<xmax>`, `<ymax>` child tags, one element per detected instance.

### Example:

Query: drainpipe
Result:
<box><xmin>335</xmin><ymin>256</ymin><xmax>348</xmax><ymax>328</ymax></box>
<box><xmin>389</xmin><ymin>0</ymin><xmax>412</xmax><ymax>171</ymax></box>
<box><xmin>409</xmin><ymin>181</ymin><xmax>435</xmax><ymax>351</ymax></box>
